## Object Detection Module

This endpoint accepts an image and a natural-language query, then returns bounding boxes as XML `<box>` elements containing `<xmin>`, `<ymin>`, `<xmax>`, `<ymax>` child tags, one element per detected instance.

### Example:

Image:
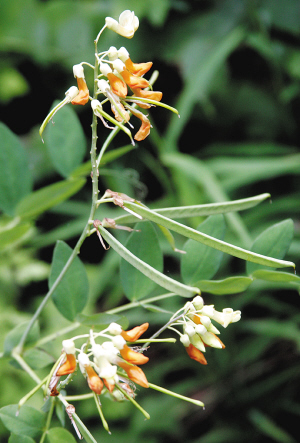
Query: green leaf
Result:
<box><xmin>246</xmin><ymin>219</ymin><xmax>294</xmax><ymax>275</ymax></box>
<box><xmin>76</xmin><ymin>313</ymin><xmax>128</xmax><ymax>330</ymax></box>
<box><xmin>124</xmin><ymin>202</ymin><xmax>295</xmax><ymax>270</ymax></box>
<box><xmin>0</xmin><ymin>405</ymin><xmax>45</xmax><ymax>438</ymax></box>
<box><xmin>44</xmin><ymin>101</ymin><xmax>86</xmax><ymax>177</ymax></box>
<box><xmin>252</xmin><ymin>269</ymin><xmax>300</xmax><ymax>284</ymax></box>
<box><xmin>98</xmin><ymin>225</ymin><xmax>200</xmax><ymax>298</ymax></box>
<box><xmin>196</xmin><ymin>276</ymin><xmax>253</xmax><ymax>295</ymax></box>
<box><xmin>181</xmin><ymin>215</ymin><xmax>225</xmax><ymax>284</ymax></box>
<box><xmin>120</xmin><ymin>222</ymin><xmax>163</xmax><ymax>301</ymax></box>
<box><xmin>0</xmin><ymin>222</ymin><xmax>32</xmax><ymax>250</ymax></box>
<box><xmin>0</xmin><ymin>123</ymin><xmax>32</xmax><ymax>216</ymax></box>
<box><xmin>47</xmin><ymin>427</ymin><xmax>77</xmax><ymax>443</ymax></box>
<box><xmin>49</xmin><ymin>241</ymin><xmax>89</xmax><ymax>321</ymax></box>
<box><xmin>16</xmin><ymin>178</ymin><xmax>86</xmax><ymax>220</ymax></box>
<box><xmin>248</xmin><ymin>409</ymin><xmax>296</xmax><ymax>443</ymax></box>
<box><xmin>8</xmin><ymin>433</ymin><xmax>35</xmax><ymax>443</ymax></box>
<box><xmin>3</xmin><ymin>321</ymin><xmax>39</xmax><ymax>356</ymax></box>
<box><xmin>23</xmin><ymin>348</ymin><xmax>54</xmax><ymax>370</ymax></box>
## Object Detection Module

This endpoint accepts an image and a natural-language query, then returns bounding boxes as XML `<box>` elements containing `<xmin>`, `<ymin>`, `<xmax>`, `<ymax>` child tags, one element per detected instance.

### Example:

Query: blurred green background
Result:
<box><xmin>1</xmin><ymin>0</ymin><xmax>300</xmax><ymax>442</ymax></box>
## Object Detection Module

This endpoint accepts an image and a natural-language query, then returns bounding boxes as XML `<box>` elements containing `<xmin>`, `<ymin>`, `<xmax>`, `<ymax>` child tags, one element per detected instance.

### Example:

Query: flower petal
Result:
<box><xmin>185</xmin><ymin>344</ymin><xmax>208</xmax><ymax>365</ymax></box>
<box><xmin>125</xmin><ymin>58</ymin><xmax>153</xmax><ymax>76</ymax></box>
<box><xmin>71</xmin><ymin>77</ymin><xmax>89</xmax><ymax>105</ymax></box>
<box><xmin>107</xmin><ymin>73</ymin><xmax>128</xmax><ymax>98</ymax></box>
<box><xmin>120</xmin><ymin>344</ymin><xmax>149</xmax><ymax>365</ymax></box>
<box><xmin>56</xmin><ymin>354</ymin><xmax>77</xmax><ymax>376</ymax></box>
<box><xmin>121</xmin><ymin>323</ymin><xmax>149</xmax><ymax>341</ymax></box>
<box><xmin>86</xmin><ymin>366</ymin><xmax>104</xmax><ymax>395</ymax></box>
<box><xmin>121</xmin><ymin>69</ymin><xmax>149</xmax><ymax>90</ymax></box>
<box><xmin>118</xmin><ymin>361</ymin><xmax>149</xmax><ymax>388</ymax></box>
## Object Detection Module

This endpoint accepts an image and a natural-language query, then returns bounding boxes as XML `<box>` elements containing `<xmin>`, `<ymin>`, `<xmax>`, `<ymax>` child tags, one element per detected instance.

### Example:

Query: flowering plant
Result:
<box><xmin>0</xmin><ymin>7</ymin><xmax>297</xmax><ymax>443</ymax></box>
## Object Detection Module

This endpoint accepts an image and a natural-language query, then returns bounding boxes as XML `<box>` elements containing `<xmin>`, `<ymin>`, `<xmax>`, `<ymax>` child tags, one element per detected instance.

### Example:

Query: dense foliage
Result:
<box><xmin>1</xmin><ymin>1</ymin><xmax>300</xmax><ymax>442</ymax></box>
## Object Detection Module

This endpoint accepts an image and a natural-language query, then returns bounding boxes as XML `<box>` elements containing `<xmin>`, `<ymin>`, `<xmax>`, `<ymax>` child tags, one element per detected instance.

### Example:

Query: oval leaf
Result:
<box><xmin>0</xmin><ymin>405</ymin><xmax>45</xmax><ymax>439</ymax></box>
<box><xmin>9</xmin><ymin>433</ymin><xmax>35</xmax><ymax>443</ymax></box>
<box><xmin>120</xmin><ymin>222</ymin><xmax>163</xmax><ymax>301</ymax></box>
<box><xmin>196</xmin><ymin>276</ymin><xmax>253</xmax><ymax>295</ymax></box>
<box><xmin>44</xmin><ymin>101</ymin><xmax>86</xmax><ymax>178</ymax></box>
<box><xmin>0</xmin><ymin>222</ymin><xmax>32</xmax><ymax>250</ymax></box>
<box><xmin>181</xmin><ymin>215</ymin><xmax>225</xmax><ymax>284</ymax></box>
<box><xmin>252</xmin><ymin>269</ymin><xmax>300</xmax><ymax>284</ymax></box>
<box><xmin>0</xmin><ymin>123</ymin><xmax>32</xmax><ymax>216</ymax></box>
<box><xmin>47</xmin><ymin>427</ymin><xmax>77</xmax><ymax>443</ymax></box>
<box><xmin>4</xmin><ymin>321</ymin><xmax>39</xmax><ymax>356</ymax></box>
<box><xmin>246</xmin><ymin>219</ymin><xmax>294</xmax><ymax>275</ymax></box>
<box><xmin>16</xmin><ymin>178</ymin><xmax>85</xmax><ymax>220</ymax></box>
<box><xmin>49</xmin><ymin>241</ymin><xmax>89</xmax><ymax>321</ymax></box>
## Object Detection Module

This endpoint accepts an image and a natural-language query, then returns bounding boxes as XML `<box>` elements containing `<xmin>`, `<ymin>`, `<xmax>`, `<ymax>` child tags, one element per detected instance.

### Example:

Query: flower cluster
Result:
<box><xmin>170</xmin><ymin>296</ymin><xmax>241</xmax><ymax>365</ymax></box>
<box><xmin>39</xmin><ymin>10</ymin><xmax>178</xmax><ymax>145</ymax></box>
<box><xmin>49</xmin><ymin>322</ymin><xmax>150</xmax><ymax>399</ymax></box>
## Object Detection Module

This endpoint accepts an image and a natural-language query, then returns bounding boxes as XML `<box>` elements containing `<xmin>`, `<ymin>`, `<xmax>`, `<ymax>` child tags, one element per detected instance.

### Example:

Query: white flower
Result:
<box><xmin>118</xmin><ymin>47</ymin><xmax>129</xmax><ymax>62</ymax></box>
<box><xmin>100</xmin><ymin>62</ymin><xmax>112</xmax><ymax>76</ymax></box>
<box><xmin>107</xmin><ymin>322</ymin><xmax>122</xmax><ymax>335</ymax></box>
<box><xmin>65</xmin><ymin>86</ymin><xmax>79</xmax><ymax>102</ymax></box>
<box><xmin>62</xmin><ymin>339</ymin><xmax>75</xmax><ymax>354</ymax></box>
<box><xmin>73</xmin><ymin>64</ymin><xmax>85</xmax><ymax>79</ymax></box>
<box><xmin>212</xmin><ymin>308</ymin><xmax>242</xmax><ymax>328</ymax></box>
<box><xmin>105</xmin><ymin>10</ymin><xmax>139</xmax><ymax>39</ymax></box>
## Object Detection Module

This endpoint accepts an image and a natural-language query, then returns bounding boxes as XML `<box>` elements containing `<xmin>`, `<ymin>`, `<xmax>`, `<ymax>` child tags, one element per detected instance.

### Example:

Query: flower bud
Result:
<box><xmin>118</xmin><ymin>47</ymin><xmax>129</xmax><ymax>62</ymax></box>
<box><xmin>107</xmin><ymin>46</ymin><xmax>118</xmax><ymax>60</ymax></box>
<box><xmin>73</xmin><ymin>64</ymin><xmax>85</xmax><ymax>79</ymax></box>
<box><xmin>107</xmin><ymin>322</ymin><xmax>122</xmax><ymax>335</ymax></box>
<box><xmin>192</xmin><ymin>295</ymin><xmax>204</xmax><ymax>310</ymax></box>
<box><xmin>194</xmin><ymin>324</ymin><xmax>207</xmax><ymax>336</ymax></box>
<box><xmin>112</xmin><ymin>335</ymin><xmax>126</xmax><ymax>350</ymax></box>
<box><xmin>180</xmin><ymin>334</ymin><xmax>190</xmax><ymax>347</ymax></box>
<box><xmin>100</xmin><ymin>62</ymin><xmax>113</xmax><ymax>76</ymax></box>
<box><xmin>184</xmin><ymin>324</ymin><xmax>196</xmax><ymax>338</ymax></box>
<box><xmin>62</xmin><ymin>339</ymin><xmax>75</xmax><ymax>354</ymax></box>
<box><xmin>113</xmin><ymin>59</ymin><xmax>126</xmax><ymax>74</ymax></box>
<box><xmin>65</xmin><ymin>86</ymin><xmax>79</xmax><ymax>101</ymax></box>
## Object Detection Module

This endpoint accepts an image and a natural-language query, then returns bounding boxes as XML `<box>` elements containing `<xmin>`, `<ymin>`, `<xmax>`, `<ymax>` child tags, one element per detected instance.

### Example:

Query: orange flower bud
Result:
<box><xmin>185</xmin><ymin>344</ymin><xmax>208</xmax><ymax>365</ymax></box>
<box><xmin>56</xmin><ymin>354</ymin><xmax>77</xmax><ymax>376</ymax></box>
<box><xmin>85</xmin><ymin>366</ymin><xmax>104</xmax><ymax>395</ymax></box>
<box><xmin>125</xmin><ymin>58</ymin><xmax>153</xmax><ymax>76</ymax></box>
<box><xmin>103</xmin><ymin>378</ymin><xmax>115</xmax><ymax>393</ymax></box>
<box><xmin>121</xmin><ymin>323</ymin><xmax>149</xmax><ymax>341</ymax></box>
<box><xmin>120</xmin><ymin>344</ymin><xmax>149</xmax><ymax>365</ymax></box>
<box><xmin>118</xmin><ymin>361</ymin><xmax>149</xmax><ymax>388</ymax></box>
<box><xmin>71</xmin><ymin>77</ymin><xmax>89</xmax><ymax>105</ymax></box>
<box><xmin>130</xmin><ymin>108</ymin><xmax>151</xmax><ymax>141</ymax></box>
<box><xmin>121</xmin><ymin>69</ymin><xmax>149</xmax><ymax>90</ymax></box>
<box><xmin>107</xmin><ymin>73</ymin><xmax>128</xmax><ymax>98</ymax></box>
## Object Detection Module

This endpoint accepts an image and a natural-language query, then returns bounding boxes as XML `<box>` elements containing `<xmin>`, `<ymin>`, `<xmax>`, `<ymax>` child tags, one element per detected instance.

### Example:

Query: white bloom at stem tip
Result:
<box><xmin>73</xmin><ymin>64</ymin><xmax>85</xmax><ymax>79</ymax></box>
<box><xmin>105</xmin><ymin>10</ymin><xmax>139</xmax><ymax>39</ymax></box>
<box><xmin>62</xmin><ymin>339</ymin><xmax>75</xmax><ymax>355</ymax></box>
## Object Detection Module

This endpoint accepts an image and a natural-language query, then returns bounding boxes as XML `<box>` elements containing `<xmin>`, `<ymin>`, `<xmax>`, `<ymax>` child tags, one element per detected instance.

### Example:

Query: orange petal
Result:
<box><xmin>121</xmin><ymin>69</ymin><xmax>149</xmax><ymax>90</ymax></box>
<box><xmin>71</xmin><ymin>77</ymin><xmax>89</xmax><ymax>105</ymax></box>
<box><xmin>186</xmin><ymin>344</ymin><xmax>208</xmax><ymax>365</ymax></box>
<box><xmin>56</xmin><ymin>354</ymin><xmax>77</xmax><ymax>376</ymax></box>
<box><xmin>120</xmin><ymin>344</ymin><xmax>149</xmax><ymax>365</ymax></box>
<box><xmin>103</xmin><ymin>378</ymin><xmax>115</xmax><ymax>393</ymax></box>
<box><xmin>86</xmin><ymin>366</ymin><xmax>104</xmax><ymax>395</ymax></box>
<box><xmin>121</xmin><ymin>323</ymin><xmax>149</xmax><ymax>341</ymax></box>
<box><xmin>192</xmin><ymin>314</ymin><xmax>201</xmax><ymax>325</ymax></box>
<box><xmin>107</xmin><ymin>72</ymin><xmax>128</xmax><ymax>98</ymax></box>
<box><xmin>132</xmin><ymin>88</ymin><xmax>163</xmax><ymax>102</ymax></box>
<box><xmin>125</xmin><ymin>58</ymin><xmax>153</xmax><ymax>76</ymax></box>
<box><xmin>118</xmin><ymin>361</ymin><xmax>149</xmax><ymax>388</ymax></box>
<box><xmin>130</xmin><ymin>109</ymin><xmax>151</xmax><ymax>141</ymax></box>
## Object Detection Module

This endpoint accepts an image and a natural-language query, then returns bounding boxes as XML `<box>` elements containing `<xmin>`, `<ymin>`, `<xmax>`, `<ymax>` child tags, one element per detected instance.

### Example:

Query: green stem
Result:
<box><xmin>15</xmin><ymin>37</ymin><xmax>102</xmax><ymax>356</ymax></box>
<box><xmin>148</xmin><ymin>383</ymin><xmax>204</xmax><ymax>407</ymax></box>
<box><xmin>115</xmin><ymin>383</ymin><xmax>150</xmax><ymax>419</ymax></box>
<box><xmin>93</xmin><ymin>392</ymin><xmax>110</xmax><ymax>433</ymax></box>
<box><xmin>12</xmin><ymin>351</ymin><xmax>41</xmax><ymax>384</ymax></box>
<box><xmin>106</xmin><ymin>292</ymin><xmax>177</xmax><ymax>314</ymax></box>
<box><xmin>40</xmin><ymin>398</ymin><xmax>55</xmax><ymax>443</ymax></box>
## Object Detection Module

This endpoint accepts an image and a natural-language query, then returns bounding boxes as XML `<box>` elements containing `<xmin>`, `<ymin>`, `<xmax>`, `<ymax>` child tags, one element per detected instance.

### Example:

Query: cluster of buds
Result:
<box><xmin>170</xmin><ymin>296</ymin><xmax>241</xmax><ymax>365</ymax></box>
<box><xmin>49</xmin><ymin>322</ymin><xmax>150</xmax><ymax>399</ymax></box>
<box><xmin>39</xmin><ymin>10</ymin><xmax>178</xmax><ymax>145</ymax></box>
